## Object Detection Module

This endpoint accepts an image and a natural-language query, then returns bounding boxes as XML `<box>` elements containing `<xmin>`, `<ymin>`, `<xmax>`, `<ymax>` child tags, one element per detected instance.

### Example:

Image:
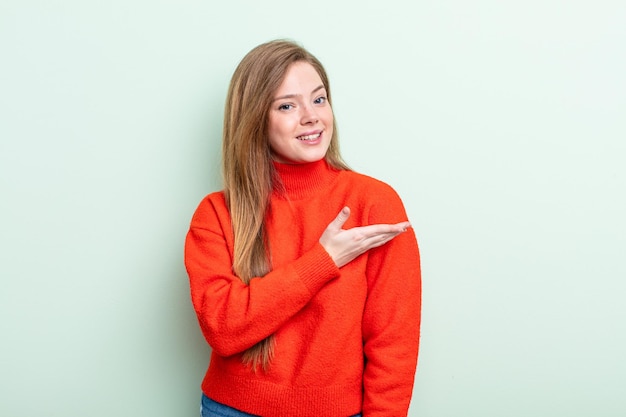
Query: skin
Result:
<box><xmin>320</xmin><ymin>207</ymin><xmax>411</xmax><ymax>268</ymax></box>
<box><xmin>268</xmin><ymin>61</ymin><xmax>411</xmax><ymax>268</ymax></box>
<box><xmin>268</xmin><ymin>61</ymin><xmax>333</xmax><ymax>164</ymax></box>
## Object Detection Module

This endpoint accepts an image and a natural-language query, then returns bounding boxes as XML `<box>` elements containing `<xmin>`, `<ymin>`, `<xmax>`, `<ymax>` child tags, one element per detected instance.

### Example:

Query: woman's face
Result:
<box><xmin>267</xmin><ymin>61</ymin><xmax>333</xmax><ymax>164</ymax></box>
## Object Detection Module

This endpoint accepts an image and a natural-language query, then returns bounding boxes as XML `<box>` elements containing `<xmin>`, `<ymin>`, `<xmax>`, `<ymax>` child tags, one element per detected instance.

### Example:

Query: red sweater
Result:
<box><xmin>185</xmin><ymin>160</ymin><xmax>421</xmax><ymax>417</ymax></box>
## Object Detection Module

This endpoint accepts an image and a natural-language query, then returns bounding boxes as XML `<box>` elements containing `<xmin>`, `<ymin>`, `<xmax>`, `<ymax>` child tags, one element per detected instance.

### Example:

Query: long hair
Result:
<box><xmin>222</xmin><ymin>39</ymin><xmax>349</xmax><ymax>371</ymax></box>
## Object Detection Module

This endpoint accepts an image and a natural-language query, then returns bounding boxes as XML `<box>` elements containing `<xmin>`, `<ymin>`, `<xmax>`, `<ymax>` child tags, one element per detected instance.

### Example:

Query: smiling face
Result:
<box><xmin>267</xmin><ymin>61</ymin><xmax>334</xmax><ymax>164</ymax></box>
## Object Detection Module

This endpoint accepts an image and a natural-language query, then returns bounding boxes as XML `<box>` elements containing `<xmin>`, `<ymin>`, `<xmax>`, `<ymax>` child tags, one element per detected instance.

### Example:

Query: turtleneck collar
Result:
<box><xmin>272</xmin><ymin>159</ymin><xmax>340</xmax><ymax>200</ymax></box>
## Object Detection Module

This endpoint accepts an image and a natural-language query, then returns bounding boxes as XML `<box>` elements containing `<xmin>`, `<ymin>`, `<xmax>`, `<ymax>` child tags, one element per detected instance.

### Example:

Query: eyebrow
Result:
<box><xmin>272</xmin><ymin>85</ymin><xmax>326</xmax><ymax>102</ymax></box>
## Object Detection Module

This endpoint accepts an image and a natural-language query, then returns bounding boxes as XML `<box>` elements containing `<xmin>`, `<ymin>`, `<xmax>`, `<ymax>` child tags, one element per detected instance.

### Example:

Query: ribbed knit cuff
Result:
<box><xmin>293</xmin><ymin>243</ymin><xmax>340</xmax><ymax>295</ymax></box>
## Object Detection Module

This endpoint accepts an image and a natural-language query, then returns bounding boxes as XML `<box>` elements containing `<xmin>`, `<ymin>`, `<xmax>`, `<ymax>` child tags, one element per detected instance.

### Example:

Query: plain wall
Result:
<box><xmin>1</xmin><ymin>1</ymin><xmax>624</xmax><ymax>416</ymax></box>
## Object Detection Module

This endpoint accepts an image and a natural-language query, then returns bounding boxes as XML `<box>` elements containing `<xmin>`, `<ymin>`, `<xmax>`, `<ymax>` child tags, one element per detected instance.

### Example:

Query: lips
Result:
<box><xmin>296</xmin><ymin>131</ymin><xmax>322</xmax><ymax>141</ymax></box>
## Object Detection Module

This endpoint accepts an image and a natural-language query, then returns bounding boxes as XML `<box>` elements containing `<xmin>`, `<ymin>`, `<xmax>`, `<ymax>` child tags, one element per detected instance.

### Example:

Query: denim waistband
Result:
<box><xmin>200</xmin><ymin>394</ymin><xmax>361</xmax><ymax>417</ymax></box>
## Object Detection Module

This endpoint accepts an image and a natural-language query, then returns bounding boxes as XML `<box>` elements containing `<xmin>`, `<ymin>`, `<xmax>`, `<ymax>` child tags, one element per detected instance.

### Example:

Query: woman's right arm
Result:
<box><xmin>185</xmin><ymin>196</ymin><xmax>409</xmax><ymax>357</ymax></box>
<box><xmin>184</xmin><ymin>195</ymin><xmax>340</xmax><ymax>357</ymax></box>
<box><xmin>319</xmin><ymin>206</ymin><xmax>410</xmax><ymax>267</ymax></box>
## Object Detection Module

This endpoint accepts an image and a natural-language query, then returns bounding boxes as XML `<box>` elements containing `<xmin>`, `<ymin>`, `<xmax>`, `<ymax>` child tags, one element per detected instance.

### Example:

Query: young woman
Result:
<box><xmin>185</xmin><ymin>40</ymin><xmax>421</xmax><ymax>417</ymax></box>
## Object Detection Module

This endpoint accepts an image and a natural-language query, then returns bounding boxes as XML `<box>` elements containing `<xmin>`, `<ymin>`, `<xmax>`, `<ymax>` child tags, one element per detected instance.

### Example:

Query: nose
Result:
<box><xmin>300</xmin><ymin>104</ymin><xmax>319</xmax><ymax>125</ymax></box>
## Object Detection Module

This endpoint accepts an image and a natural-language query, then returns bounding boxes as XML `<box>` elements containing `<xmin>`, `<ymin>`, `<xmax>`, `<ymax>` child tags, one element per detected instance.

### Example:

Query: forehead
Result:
<box><xmin>274</xmin><ymin>62</ymin><xmax>324</xmax><ymax>94</ymax></box>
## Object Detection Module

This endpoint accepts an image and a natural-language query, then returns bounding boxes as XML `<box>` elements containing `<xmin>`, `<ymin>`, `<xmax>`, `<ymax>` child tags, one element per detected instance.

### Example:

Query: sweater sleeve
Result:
<box><xmin>184</xmin><ymin>194</ymin><xmax>340</xmax><ymax>357</ymax></box>
<box><xmin>361</xmin><ymin>184</ymin><xmax>422</xmax><ymax>417</ymax></box>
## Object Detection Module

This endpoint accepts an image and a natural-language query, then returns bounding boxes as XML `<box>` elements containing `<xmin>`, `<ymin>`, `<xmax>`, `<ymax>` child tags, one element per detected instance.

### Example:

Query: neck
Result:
<box><xmin>272</xmin><ymin>159</ymin><xmax>340</xmax><ymax>200</ymax></box>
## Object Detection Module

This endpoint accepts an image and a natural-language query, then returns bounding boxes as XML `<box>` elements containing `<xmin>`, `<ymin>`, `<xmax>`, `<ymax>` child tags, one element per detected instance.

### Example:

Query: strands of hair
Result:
<box><xmin>222</xmin><ymin>39</ymin><xmax>349</xmax><ymax>371</ymax></box>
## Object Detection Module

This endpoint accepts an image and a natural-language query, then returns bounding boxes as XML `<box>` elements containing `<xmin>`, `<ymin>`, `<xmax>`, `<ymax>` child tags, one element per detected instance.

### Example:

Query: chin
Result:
<box><xmin>274</xmin><ymin>145</ymin><xmax>330</xmax><ymax>164</ymax></box>
<box><xmin>299</xmin><ymin>152</ymin><xmax>328</xmax><ymax>164</ymax></box>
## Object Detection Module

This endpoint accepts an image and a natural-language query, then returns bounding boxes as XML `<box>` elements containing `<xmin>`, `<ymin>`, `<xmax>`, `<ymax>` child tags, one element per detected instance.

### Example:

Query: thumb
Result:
<box><xmin>329</xmin><ymin>206</ymin><xmax>350</xmax><ymax>231</ymax></box>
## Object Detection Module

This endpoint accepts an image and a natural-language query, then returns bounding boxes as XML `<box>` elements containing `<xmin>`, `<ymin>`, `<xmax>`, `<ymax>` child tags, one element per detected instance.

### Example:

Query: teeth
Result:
<box><xmin>297</xmin><ymin>133</ymin><xmax>321</xmax><ymax>141</ymax></box>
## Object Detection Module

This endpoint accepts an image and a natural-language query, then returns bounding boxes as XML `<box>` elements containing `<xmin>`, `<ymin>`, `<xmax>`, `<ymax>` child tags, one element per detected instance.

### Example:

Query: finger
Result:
<box><xmin>394</xmin><ymin>221</ymin><xmax>411</xmax><ymax>231</ymax></box>
<box><xmin>328</xmin><ymin>206</ymin><xmax>351</xmax><ymax>231</ymax></box>
<box><xmin>363</xmin><ymin>231</ymin><xmax>403</xmax><ymax>249</ymax></box>
<box><xmin>359</xmin><ymin>223</ymin><xmax>411</xmax><ymax>248</ymax></box>
<box><xmin>355</xmin><ymin>222</ymin><xmax>410</xmax><ymax>238</ymax></box>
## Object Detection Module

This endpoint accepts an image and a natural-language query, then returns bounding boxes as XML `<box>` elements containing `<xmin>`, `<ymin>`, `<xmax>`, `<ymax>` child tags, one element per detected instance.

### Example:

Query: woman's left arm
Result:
<box><xmin>361</xmin><ymin>184</ymin><xmax>422</xmax><ymax>417</ymax></box>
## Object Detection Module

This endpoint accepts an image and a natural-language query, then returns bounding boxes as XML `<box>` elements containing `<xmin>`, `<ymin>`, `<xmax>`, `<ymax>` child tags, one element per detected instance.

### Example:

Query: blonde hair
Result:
<box><xmin>222</xmin><ymin>39</ymin><xmax>348</xmax><ymax>371</ymax></box>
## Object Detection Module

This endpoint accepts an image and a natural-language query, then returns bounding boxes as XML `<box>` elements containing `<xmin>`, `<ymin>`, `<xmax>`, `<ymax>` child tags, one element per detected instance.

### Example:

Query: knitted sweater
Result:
<box><xmin>185</xmin><ymin>159</ymin><xmax>421</xmax><ymax>417</ymax></box>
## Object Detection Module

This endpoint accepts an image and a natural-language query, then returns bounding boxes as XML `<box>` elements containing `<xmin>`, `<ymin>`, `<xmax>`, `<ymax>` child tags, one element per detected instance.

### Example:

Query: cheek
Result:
<box><xmin>268</xmin><ymin>132</ymin><xmax>287</xmax><ymax>155</ymax></box>
<box><xmin>323</xmin><ymin>110</ymin><xmax>334</xmax><ymax>133</ymax></box>
<box><xmin>322</xmin><ymin>108</ymin><xmax>334</xmax><ymax>126</ymax></box>
<box><xmin>268</xmin><ymin>114</ymin><xmax>295</xmax><ymax>138</ymax></box>
<box><xmin>267</xmin><ymin>119</ymin><xmax>284</xmax><ymax>148</ymax></box>
<box><xmin>267</xmin><ymin>123</ymin><xmax>295</xmax><ymax>155</ymax></box>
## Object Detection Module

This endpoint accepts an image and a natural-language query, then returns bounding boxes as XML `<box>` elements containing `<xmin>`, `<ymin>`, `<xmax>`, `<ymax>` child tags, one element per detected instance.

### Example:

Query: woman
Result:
<box><xmin>185</xmin><ymin>39</ymin><xmax>421</xmax><ymax>417</ymax></box>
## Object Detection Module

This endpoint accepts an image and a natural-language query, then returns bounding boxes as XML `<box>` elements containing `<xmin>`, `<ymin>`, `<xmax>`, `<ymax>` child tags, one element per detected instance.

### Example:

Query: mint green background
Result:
<box><xmin>1</xmin><ymin>1</ymin><xmax>625</xmax><ymax>416</ymax></box>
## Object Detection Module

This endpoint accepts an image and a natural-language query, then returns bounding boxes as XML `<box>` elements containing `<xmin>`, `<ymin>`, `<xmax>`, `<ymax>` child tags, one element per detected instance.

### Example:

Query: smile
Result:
<box><xmin>296</xmin><ymin>132</ymin><xmax>321</xmax><ymax>141</ymax></box>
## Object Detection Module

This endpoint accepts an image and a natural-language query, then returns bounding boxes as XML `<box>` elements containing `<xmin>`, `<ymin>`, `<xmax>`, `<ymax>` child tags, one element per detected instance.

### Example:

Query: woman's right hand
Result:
<box><xmin>319</xmin><ymin>206</ymin><xmax>411</xmax><ymax>268</ymax></box>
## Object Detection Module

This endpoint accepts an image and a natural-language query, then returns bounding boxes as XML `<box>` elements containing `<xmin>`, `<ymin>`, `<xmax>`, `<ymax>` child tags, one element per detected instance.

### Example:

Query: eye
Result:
<box><xmin>314</xmin><ymin>96</ymin><xmax>327</xmax><ymax>105</ymax></box>
<box><xmin>278</xmin><ymin>103</ymin><xmax>294</xmax><ymax>111</ymax></box>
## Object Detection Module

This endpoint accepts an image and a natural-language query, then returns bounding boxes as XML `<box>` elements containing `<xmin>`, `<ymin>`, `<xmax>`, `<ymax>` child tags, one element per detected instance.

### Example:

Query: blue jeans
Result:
<box><xmin>200</xmin><ymin>394</ymin><xmax>362</xmax><ymax>417</ymax></box>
